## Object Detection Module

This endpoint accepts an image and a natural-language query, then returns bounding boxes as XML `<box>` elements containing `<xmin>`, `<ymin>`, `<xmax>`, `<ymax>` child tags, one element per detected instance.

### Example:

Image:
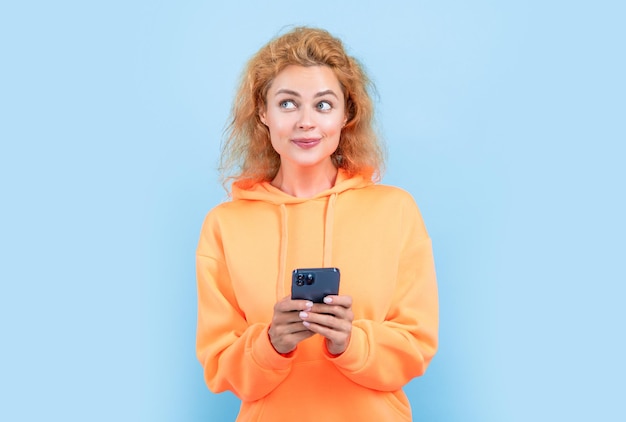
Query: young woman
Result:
<box><xmin>196</xmin><ymin>27</ymin><xmax>438</xmax><ymax>421</ymax></box>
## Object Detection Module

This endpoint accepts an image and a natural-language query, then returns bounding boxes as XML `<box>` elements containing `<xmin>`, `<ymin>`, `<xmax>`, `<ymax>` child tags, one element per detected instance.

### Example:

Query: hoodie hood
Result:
<box><xmin>231</xmin><ymin>168</ymin><xmax>373</xmax><ymax>204</ymax></box>
<box><xmin>231</xmin><ymin>168</ymin><xmax>373</xmax><ymax>300</ymax></box>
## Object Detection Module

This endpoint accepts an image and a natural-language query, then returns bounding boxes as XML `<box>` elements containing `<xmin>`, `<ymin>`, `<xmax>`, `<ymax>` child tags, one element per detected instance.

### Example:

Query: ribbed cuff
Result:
<box><xmin>323</xmin><ymin>325</ymin><xmax>368</xmax><ymax>372</ymax></box>
<box><xmin>252</xmin><ymin>325</ymin><xmax>295</xmax><ymax>370</ymax></box>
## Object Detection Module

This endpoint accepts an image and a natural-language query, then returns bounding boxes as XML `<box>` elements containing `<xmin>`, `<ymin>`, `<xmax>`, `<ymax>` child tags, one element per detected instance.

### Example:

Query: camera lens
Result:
<box><xmin>306</xmin><ymin>273</ymin><xmax>314</xmax><ymax>285</ymax></box>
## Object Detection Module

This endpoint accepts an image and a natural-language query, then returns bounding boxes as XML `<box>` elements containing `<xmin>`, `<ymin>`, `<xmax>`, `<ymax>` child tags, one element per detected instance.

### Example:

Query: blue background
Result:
<box><xmin>1</xmin><ymin>1</ymin><xmax>624</xmax><ymax>420</ymax></box>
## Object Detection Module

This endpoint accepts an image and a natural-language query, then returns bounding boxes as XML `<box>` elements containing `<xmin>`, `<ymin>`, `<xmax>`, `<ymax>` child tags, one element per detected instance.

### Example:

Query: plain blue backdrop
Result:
<box><xmin>1</xmin><ymin>1</ymin><xmax>624</xmax><ymax>420</ymax></box>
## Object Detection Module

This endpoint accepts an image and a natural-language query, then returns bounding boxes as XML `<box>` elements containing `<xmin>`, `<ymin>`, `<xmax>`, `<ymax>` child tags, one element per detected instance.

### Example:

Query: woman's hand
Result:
<box><xmin>268</xmin><ymin>296</ymin><xmax>316</xmax><ymax>355</ymax></box>
<box><xmin>299</xmin><ymin>295</ymin><xmax>354</xmax><ymax>356</ymax></box>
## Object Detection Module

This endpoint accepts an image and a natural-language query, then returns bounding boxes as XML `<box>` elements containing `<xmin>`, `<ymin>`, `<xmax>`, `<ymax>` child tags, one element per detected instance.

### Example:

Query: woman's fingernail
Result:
<box><xmin>303</xmin><ymin>321</ymin><xmax>310</xmax><ymax>327</ymax></box>
<box><xmin>299</xmin><ymin>311</ymin><xmax>308</xmax><ymax>318</ymax></box>
<box><xmin>305</xmin><ymin>301</ymin><xmax>313</xmax><ymax>309</ymax></box>
<box><xmin>323</xmin><ymin>296</ymin><xmax>333</xmax><ymax>304</ymax></box>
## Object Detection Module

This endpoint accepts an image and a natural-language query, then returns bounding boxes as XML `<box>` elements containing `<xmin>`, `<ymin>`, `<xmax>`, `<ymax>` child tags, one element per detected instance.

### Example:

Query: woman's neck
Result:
<box><xmin>271</xmin><ymin>161</ymin><xmax>338</xmax><ymax>198</ymax></box>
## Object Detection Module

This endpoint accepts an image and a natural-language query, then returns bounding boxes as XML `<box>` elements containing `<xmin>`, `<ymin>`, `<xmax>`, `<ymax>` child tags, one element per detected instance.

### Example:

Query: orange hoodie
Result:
<box><xmin>196</xmin><ymin>169</ymin><xmax>438</xmax><ymax>421</ymax></box>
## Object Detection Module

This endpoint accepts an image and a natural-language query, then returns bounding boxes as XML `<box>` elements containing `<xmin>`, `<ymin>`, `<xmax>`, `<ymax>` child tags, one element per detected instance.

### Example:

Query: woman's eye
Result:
<box><xmin>280</xmin><ymin>100</ymin><xmax>296</xmax><ymax>109</ymax></box>
<box><xmin>317</xmin><ymin>101</ymin><xmax>332</xmax><ymax>111</ymax></box>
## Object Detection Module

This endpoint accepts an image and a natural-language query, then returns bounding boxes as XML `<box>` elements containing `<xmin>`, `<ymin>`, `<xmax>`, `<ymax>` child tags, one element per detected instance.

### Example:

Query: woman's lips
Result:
<box><xmin>292</xmin><ymin>138</ymin><xmax>321</xmax><ymax>149</ymax></box>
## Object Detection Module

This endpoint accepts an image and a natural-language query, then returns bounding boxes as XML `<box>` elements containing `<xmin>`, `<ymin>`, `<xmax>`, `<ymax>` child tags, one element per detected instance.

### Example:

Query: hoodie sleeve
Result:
<box><xmin>325</xmin><ymin>195</ymin><xmax>439</xmax><ymax>391</ymax></box>
<box><xmin>195</xmin><ymin>210</ymin><xmax>293</xmax><ymax>401</ymax></box>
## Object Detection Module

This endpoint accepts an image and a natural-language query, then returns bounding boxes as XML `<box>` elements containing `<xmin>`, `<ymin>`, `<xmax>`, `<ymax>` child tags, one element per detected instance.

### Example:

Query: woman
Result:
<box><xmin>196</xmin><ymin>27</ymin><xmax>438</xmax><ymax>421</ymax></box>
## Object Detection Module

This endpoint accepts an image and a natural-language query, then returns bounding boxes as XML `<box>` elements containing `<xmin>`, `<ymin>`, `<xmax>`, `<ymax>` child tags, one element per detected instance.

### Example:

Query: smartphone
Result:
<box><xmin>291</xmin><ymin>267</ymin><xmax>340</xmax><ymax>303</ymax></box>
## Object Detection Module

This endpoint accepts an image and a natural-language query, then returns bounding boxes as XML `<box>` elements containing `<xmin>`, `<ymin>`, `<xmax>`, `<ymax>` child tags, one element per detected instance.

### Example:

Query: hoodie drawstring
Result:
<box><xmin>276</xmin><ymin>203</ymin><xmax>288</xmax><ymax>300</ymax></box>
<box><xmin>323</xmin><ymin>193</ymin><xmax>337</xmax><ymax>267</ymax></box>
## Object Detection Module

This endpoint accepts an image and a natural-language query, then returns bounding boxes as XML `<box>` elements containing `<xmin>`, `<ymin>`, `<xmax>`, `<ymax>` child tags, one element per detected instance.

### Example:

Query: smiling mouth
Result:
<box><xmin>292</xmin><ymin>138</ymin><xmax>321</xmax><ymax>149</ymax></box>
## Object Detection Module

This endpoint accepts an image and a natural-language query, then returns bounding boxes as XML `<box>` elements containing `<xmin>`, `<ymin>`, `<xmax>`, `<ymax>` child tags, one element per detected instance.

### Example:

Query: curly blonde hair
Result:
<box><xmin>220</xmin><ymin>27</ymin><xmax>385</xmax><ymax>189</ymax></box>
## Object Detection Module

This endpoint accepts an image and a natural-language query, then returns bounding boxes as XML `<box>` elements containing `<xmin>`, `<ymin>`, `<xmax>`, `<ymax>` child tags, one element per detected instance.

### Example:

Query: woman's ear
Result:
<box><xmin>259</xmin><ymin>109</ymin><xmax>267</xmax><ymax>126</ymax></box>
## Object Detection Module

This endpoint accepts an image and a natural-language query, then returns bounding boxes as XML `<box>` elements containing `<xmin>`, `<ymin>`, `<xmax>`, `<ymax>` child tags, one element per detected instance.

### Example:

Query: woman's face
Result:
<box><xmin>260</xmin><ymin>65</ymin><xmax>347</xmax><ymax>172</ymax></box>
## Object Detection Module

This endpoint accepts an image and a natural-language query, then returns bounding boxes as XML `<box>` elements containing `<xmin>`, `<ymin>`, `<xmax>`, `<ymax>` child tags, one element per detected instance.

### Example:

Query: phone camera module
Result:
<box><xmin>296</xmin><ymin>273</ymin><xmax>305</xmax><ymax>286</ymax></box>
<box><xmin>306</xmin><ymin>273</ymin><xmax>314</xmax><ymax>285</ymax></box>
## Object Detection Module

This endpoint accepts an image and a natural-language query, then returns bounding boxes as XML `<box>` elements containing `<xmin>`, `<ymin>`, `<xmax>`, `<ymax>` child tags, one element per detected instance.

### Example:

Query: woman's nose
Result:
<box><xmin>297</xmin><ymin>109</ymin><xmax>314</xmax><ymax>129</ymax></box>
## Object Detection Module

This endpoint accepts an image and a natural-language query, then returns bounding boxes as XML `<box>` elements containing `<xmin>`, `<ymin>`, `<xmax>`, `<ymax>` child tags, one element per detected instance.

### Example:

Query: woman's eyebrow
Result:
<box><xmin>274</xmin><ymin>89</ymin><xmax>339</xmax><ymax>99</ymax></box>
<box><xmin>275</xmin><ymin>89</ymin><xmax>301</xmax><ymax>97</ymax></box>
<box><xmin>314</xmin><ymin>89</ymin><xmax>339</xmax><ymax>99</ymax></box>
